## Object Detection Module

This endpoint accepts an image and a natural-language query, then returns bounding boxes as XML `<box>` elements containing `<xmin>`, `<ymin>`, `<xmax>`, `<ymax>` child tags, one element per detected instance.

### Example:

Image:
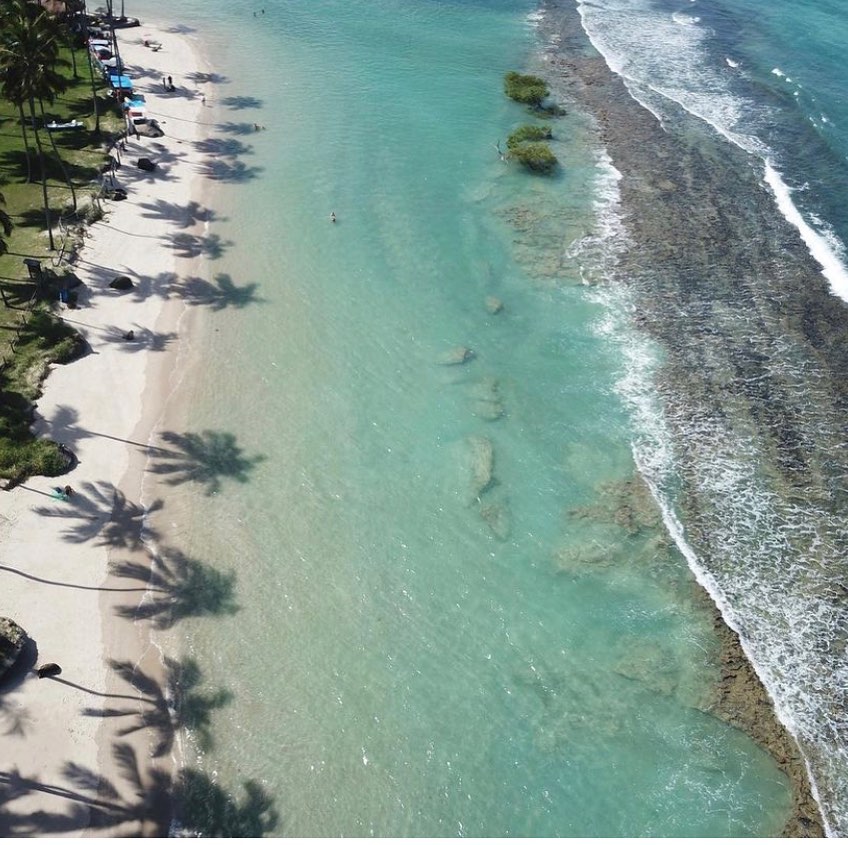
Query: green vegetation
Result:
<box><xmin>0</xmin><ymin>0</ymin><xmax>119</xmax><ymax>485</ymax></box>
<box><xmin>505</xmin><ymin>124</ymin><xmax>558</xmax><ymax>173</ymax></box>
<box><xmin>506</xmin><ymin>124</ymin><xmax>553</xmax><ymax>148</ymax></box>
<box><xmin>504</xmin><ymin>71</ymin><xmax>549</xmax><ymax>107</ymax></box>
<box><xmin>0</xmin><ymin>309</ymin><xmax>84</xmax><ymax>485</ymax></box>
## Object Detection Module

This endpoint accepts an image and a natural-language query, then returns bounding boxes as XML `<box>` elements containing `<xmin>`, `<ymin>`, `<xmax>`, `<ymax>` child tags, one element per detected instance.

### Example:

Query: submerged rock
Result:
<box><xmin>0</xmin><ymin>618</ymin><xmax>27</xmax><ymax>680</ymax></box>
<box><xmin>439</xmin><ymin>346</ymin><xmax>475</xmax><ymax>366</ymax></box>
<box><xmin>468</xmin><ymin>435</ymin><xmax>495</xmax><ymax>501</ymax></box>
<box><xmin>480</xmin><ymin>500</ymin><xmax>511</xmax><ymax>540</ymax></box>
<box><xmin>485</xmin><ymin>295</ymin><xmax>504</xmax><ymax>314</ymax></box>
<box><xmin>470</xmin><ymin>376</ymin><xmax>505</xmax><ymax>421</ymax></box>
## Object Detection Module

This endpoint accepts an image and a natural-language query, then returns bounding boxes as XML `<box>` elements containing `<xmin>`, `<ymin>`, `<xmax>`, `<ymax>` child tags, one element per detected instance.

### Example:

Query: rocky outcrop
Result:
<box><xmin>0</xmin><ymin>618</ymin><xmax>28</xmax><ymax>680</ymax></box>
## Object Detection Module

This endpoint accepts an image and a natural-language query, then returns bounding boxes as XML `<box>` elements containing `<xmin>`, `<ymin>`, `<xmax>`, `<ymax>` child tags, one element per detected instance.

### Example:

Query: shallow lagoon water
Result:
<box><xmin>130</xmin><ymin>0</ymin><xmax>798</xmax><ymax>835</ymax></box>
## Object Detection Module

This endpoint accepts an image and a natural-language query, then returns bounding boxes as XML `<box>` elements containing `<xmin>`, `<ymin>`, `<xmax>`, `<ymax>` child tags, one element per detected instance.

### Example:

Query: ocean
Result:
<box><xmin>127</xmin><ymin>0</ymin><xmax>848</xmax><ymax>835</ymax></box>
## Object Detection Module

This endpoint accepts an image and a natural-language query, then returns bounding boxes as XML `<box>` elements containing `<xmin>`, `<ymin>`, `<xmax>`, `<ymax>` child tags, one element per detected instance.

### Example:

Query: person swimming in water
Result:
<box><xmin>330</xmin><ymin>211</ymin><xmax>336</xmax><ymax>223</ymax></box>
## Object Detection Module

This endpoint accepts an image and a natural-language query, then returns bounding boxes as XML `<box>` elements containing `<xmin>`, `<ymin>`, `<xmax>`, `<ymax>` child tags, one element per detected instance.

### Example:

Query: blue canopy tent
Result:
<box><xmin>108</xmin><ymin>74</ymin><xmax>133</xmax><ymax>93</ymax></box>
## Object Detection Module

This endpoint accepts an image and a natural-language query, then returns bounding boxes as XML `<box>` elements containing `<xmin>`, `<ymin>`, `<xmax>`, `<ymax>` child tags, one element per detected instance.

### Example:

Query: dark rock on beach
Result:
<box><xmin>110</xmin><ymin>275</ymin><xmax>134</xmax><ymax>290</ymax></box>
<box><xmin>0</xmin><ymin>618</ymin><xmax>28</xmax><ymax>681</ymax></box>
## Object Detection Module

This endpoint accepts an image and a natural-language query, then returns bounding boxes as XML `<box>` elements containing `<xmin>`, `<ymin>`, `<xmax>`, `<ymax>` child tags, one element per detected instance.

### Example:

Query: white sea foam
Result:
<box><xmin>764</xmin><ymin>161</ymin><xmax>848</xmax><ymax>301</ymax></box>
<box><xmin>671</xmin><ymin>12</ymin><xmax>700</xmax><ymax>25</ymax></box>
<box><xmin>574</xmin><ymin>0</ymin><xmax>848</xmax><ymax>312</ymax></box>
<box><xmin>564</xmin><ymin>10</ymin><xmax>848</xmax><ymax>827</ymax></box>
<box><xmin>725</xmin><ymin>57</ymin><xmax>739</xmax><ymax>68</ymax></box>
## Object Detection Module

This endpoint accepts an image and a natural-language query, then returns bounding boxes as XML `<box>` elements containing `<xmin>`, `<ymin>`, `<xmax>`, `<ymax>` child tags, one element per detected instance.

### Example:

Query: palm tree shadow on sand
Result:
<box><xmin>174</xmin><ymin>273</ymin><xmax>264</xmax><ymax>311</ymax></box>
<box><xmin>0</xmin><ymin>741</ymin><xmax>279</xmax><ymax>836</ymax></box>
<box><xmin>80</xmin><ymin>657</ymin><xmax>232</xmax><ymax>758</ymax></box>
<box><xmin>148</xmin><ymin>430</ymin><xmax>265</xmax><ymax>495</ymax></box>
<box><xmin>110</xmin><ymin>545</ymin><xmax>238</xmax><ymax>630</ymax></box>
<box><xmin>32</xmin><ymin>482</ymin><xmax>163</xmax><ymax>549</ymax></box>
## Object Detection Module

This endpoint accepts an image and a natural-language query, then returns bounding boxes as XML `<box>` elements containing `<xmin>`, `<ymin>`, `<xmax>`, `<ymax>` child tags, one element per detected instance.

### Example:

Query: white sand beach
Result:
<box><xmin>0</xmin><ymin>21</ymin><xmax>216</xmax><ymax>836</ymax></box>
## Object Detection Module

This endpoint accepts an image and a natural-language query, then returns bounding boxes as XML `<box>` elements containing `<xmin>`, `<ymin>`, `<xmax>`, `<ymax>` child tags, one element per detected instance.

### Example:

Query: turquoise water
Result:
<box><xmin>121</xmin><ymin>0</ymin><xmax>830</xmax><ymax>836</ymax></box>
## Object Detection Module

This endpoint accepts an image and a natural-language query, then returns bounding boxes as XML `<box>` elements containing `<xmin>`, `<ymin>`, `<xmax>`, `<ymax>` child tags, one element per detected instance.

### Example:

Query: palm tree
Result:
<box><xmin>0</xmin><ymin>2</ymin><xmax>71</xmax><ymax>248</ymax></box>
<box><xmin>0</xmin><ymin>0</ymin><xmax>33</xmax><ymax>182</ymax></box>
<box><xmin>39</xmin><ymin>96</ymin><xmax>78</xmax><ymax>210</ymax></box>
<box><xmin>0</xmin><ymin>192</ymin><xmax>13</xmax><ymax>257</ymax></box>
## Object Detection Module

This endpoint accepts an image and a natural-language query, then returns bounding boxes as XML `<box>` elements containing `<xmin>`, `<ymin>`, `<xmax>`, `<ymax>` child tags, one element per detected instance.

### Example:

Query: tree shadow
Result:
<box><xmin>0</xmin><ymin>697</ymin><xmax>32</xmax><ymax>738</ymax></box>
<box><xmin>0</xmin><ymin>280</ymin><xmax>36</xmax><ymax>308</ymax></box>
<box><xmin>174</xmin><ymin>273</ymin><xmax>264</xmax><ymax>311</ymax></box>
<box><xmin>82</xmin><ymin>657</ymin><xmax>232</xmax><ymax>757</ymax></box>
<box><xmin>0</xmin><ymin>563</ymin><xmax>148</xmax><ymax>594</ymax></box>
<box><xmin>166</xmin><ymin>232</ymin><xmax>231</xmax><ymax>260</ymax></box>
<box><xmin>175</xmin><ymin>768</ymin><xmax>280</xmax><ymax>837</ymax></box>
<box><xmin>137</xmin><ymin>198</ymin><xmax>221</xmax><ymax>229</ymax></box>
<box><xmin>186</xmin><ymin>71</ymin><xmax>229</xmax><ymax>85</ymax></box>
<box><xmin>216</xmin><ymin>121</ymin><xmax>258</xmax><ymax>136</ymax></box>
<box><xmin>196</xmin><ymin>158</ymin><xmax>263</xmax><ymax>183</ymax></box>
<box><xmin>193</xmin><ymin>137</ymin><xmax>253</xmax><ymax>157</ymax></box>
<box><xmin>110</xmin><ymin>546</ymin><xmax>239</xmax><ymax>629</ymax></box>
<box><xmin>148</xmin><ymin>430</ymin><xmax>265</xmax><ymax>494</ymax></box>
<box><xmin>127</xmin><ymin>269</ymin><xmax>180</xmax><ymax>303</ymax></box>
<box><xmin>127</xmin><ymin>157</ymin><xmax>179</xmax><ymax>184</ymax></box>
<box><xmin>100</xmin><ymin>324</ymin><xmax>179</xmax><ymax>353</ymax></box>
<box><xmin>32</xmin><ymin>481</ymin><xmax>162</xmax><ymax>549</ymax></box>
<box><xmin>220</xmin><ymin>95</ymin><xmax>263</xmax><ymax>110</ymax></box>
<box><xmin>0</xmin><ymin>740</ymin><xmax>278</xmax><ymax>836</ymax></box>
<box><xmin>35</xmin><ymin>409</ymin><xmax>262</xmax><ymax>496</ymax></box>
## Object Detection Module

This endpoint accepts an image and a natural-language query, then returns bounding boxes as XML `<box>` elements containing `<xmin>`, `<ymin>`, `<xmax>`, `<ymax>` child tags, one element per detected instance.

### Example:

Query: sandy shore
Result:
<box><xmin>0</xmin><ymin>21</ymin><xmax>216</xmax><ymax>836</ymax></box>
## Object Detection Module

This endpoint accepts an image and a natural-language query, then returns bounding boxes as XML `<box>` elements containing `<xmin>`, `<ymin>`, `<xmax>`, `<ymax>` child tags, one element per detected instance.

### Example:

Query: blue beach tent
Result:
<box><xmin>109</xmin><ymin>75</ymin><xmax>133</xmax><ymax>92</ymax></box>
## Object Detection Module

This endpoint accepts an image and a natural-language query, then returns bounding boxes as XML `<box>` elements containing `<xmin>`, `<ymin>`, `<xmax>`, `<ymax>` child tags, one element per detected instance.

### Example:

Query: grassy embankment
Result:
<box><xmin>0</xmin><ymin>43</ymin><xmax>122</xmax><ymax>486</ymax></box>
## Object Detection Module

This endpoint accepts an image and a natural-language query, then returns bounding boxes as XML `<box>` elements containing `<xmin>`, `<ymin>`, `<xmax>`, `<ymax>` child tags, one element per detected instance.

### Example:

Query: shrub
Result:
<box><xmin>506</xmin><ymin>124</ymin><xmax>553</xmax><ymax>150</ymax></box>
<box><xmin>504</xmin><ymin>71</ymin><xmax>549</xmax><ymax>107</ymax></box>
<box><xmin>0</xmin><ymin>309</ymin><xmax>84</xmax><ymax>485</ymax></box>
<box><xmin>509</xmin><ymin>142</ymin><xmax>558</xmax><ymax>173</ymax></box>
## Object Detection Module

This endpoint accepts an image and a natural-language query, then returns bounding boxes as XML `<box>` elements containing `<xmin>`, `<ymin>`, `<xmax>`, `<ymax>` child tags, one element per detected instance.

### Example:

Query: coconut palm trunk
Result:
<box><xmin>38</xmin><ymin>98</ymin><xmax>77</xmax><ymax>211</ymax></box>
<box><xmin>28</xmin><ymin>97</ymin><xmax>55</xmax><ymax>251</ymax></box>
<box><xmin>16</xmin><ymin>103</ymin><xmax>33</xmax><ymax>183</ymax></box>
<box><xmin>87</xmin><ymin>49</ymin><xmax>101</xmax><ymax>135</ymax></box>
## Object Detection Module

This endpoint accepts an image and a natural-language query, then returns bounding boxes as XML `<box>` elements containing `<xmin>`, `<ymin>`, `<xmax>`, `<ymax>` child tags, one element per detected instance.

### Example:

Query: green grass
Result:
<box><xmin>0</xmin><ymin>41</ymin><xmax>121</xmax><ymax>486</ymax></box>
<box><xmin>0</xmin><ymin>307</ymin><xmax>85</xmax><ymax>485</ymax></box>
<box><xmin>0</xmin><ymin>44</ymin><xmax>121</xmax><ymax>282</ymax></box>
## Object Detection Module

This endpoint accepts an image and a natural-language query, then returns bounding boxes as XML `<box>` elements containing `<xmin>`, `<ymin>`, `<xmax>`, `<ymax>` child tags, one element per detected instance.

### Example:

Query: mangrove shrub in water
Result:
<box><xmin>507</xmin><ymin>124</ymin><xmax>553</xmax><ymax>148</ymax></box>
<box><xmin>504</xmin><ymin>71</ymin><xmax>549</xmax><ymax>107</ymax></box>
<box><xmin>506</xmin><ymin>125</ymin><xmax>557</xmax><ymax>173</ymax></box>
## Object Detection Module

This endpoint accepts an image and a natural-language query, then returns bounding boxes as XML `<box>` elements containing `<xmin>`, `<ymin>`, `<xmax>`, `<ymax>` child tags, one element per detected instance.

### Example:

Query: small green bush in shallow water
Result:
<box><xmin>509</xmin><ymin>142</ymin><xmax>558</xmax><ymax>173</ymax></box>
<box><xmin>504</xmin><ymin>71</ymin><xmax>550</xmax><ymax>106</ymax></box>
<box><xmin>506</xmin><ymin>124</ymin><xmax>553</xmax><ymax>149</ymax></box>
<box><xmin>505</xmin><ymin>126</ymin><xmax>558</xmax><ymax>173</ymax></box>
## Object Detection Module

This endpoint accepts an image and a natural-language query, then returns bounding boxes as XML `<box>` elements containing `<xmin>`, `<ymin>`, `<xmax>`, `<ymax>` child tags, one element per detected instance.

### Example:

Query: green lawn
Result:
<box><xmin>0</xmin><ymin>40</ymin><xmax>123</xmax><ymax>484</ymax></box>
